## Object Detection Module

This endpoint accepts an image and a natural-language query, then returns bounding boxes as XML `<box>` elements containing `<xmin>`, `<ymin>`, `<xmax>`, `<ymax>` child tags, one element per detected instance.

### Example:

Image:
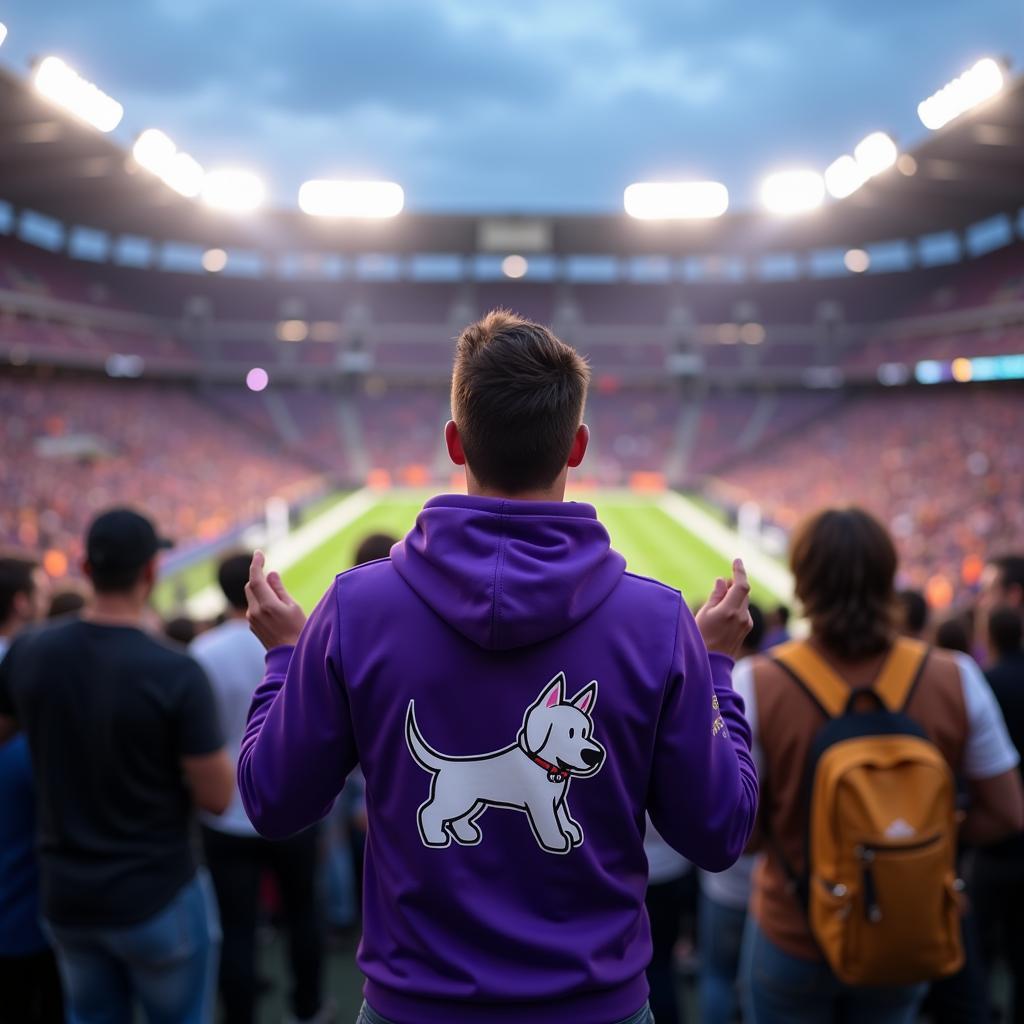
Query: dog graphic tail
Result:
<box><xmin>405</xmin><ymin>701</ymin><xmax>447</xmax><ymax>772</ymax></box>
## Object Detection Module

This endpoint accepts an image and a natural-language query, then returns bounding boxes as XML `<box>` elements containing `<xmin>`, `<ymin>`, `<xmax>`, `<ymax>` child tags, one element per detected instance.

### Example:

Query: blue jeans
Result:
<box><xmin>47</xmin><ymin>869</ymin><xmax>221</xmax><ymax>1024</ymax></box>
<box><xmin>356</xmin><ymin>1000</ymin><xmax>655</xmax><ymax>1023</ymax></box>
<box><xmin>739</xmin><ymin>918</ymin><xmax>924</xmax><ymax>1024</ymax></box>
<box><xmin>698</xmin><ymin>892</ymin><xmax>746</xmax><ymax>1024</ymax></box>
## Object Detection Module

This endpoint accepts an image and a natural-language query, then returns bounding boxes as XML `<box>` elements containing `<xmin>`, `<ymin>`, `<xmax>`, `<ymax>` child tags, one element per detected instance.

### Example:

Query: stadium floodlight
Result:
<box><xmin>132</xmin><ymin>130</ymin><xmax>205</xmax><ymax>198</ymax></box>
<box><xmin>163</xmin><ymin>152</ymin><xmax>204</xmax><ymax>198</ymax></box>
<box><xmin>0</xmin><ymin>23</ymin><xmax>8</xmax><ymax>48</ymax></box>
<box><xmin>202</xmin><ymin>169</ymin><xmax>266</xmax><ymax>213</ymax></box>
<box><xmin>918</xmin><ymin>58</ymin><xmax>1005</xmax><ymax>131</ymax></box>
<box><xmin>132</xmin><ymin>129</ymin><xmax>176</xmax><ymax>175</ymax></box>
<box><xmin>298</xmin><ymin>180</ymin><xmax>404</xmax><ymax>218</ymax></box>
<box><xmin>33</xmin><ymin>56</ymin><xmax>124</xmax><ymax>133</ymax></box>
<box><xmin>623</xmin><ymin>181</ymin><xmax>729</xmax><ymax>220</ymax></box>
<box><xmin>824</xmin><ymin>155</ymin><xmax>865</xmax><ymax>199</ymax></box>
<box><xmin>501</xmin><ymin>255</ymin><xmax>528</xmax><ymax>279</ymax></box>
<box><xmin>759</xmin><ymin>170</ymin><xmax>825</xmax><ymax>215</ymax></box>
<box><xmin>853</xmin><ymin>132</ymin><xmax>898</xmax><ymax>178</ymax></box>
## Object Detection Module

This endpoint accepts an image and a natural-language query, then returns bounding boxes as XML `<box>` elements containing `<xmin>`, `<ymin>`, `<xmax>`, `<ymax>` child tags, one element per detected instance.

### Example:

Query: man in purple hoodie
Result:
<box><xmin>240</xmin><ymin>310</ymin><xmax>758</xmax><ymax>1024</ymax></box>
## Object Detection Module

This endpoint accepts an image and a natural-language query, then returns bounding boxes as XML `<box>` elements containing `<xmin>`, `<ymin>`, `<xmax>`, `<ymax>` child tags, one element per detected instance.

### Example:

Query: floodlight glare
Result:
<box><xmin>0</xmin><ymin>23</ymin><xmax>8</xmax><ymax>48</ymax></box>
<box><xmin>33</xmin><ymin>56</ymin><xmax>123</xmax><ymax>133</ymax></box>
<box><xmin>132</xmin><ymin>129</ymin><xmax>176</xmax><ymax>175</ymax></box>
<box><xmin>760</xmin><ymin>170</ymin><xmax>825</xmax><ymax>215</ymax></box>
<box><xmin>623</xmin><ymin>181</ymin><xmax>729</xmax><ymax>220</ymax></box>
<box><xmin>162</xmin><ymin>152</ymin><xmax>204</xmax><ymax>198</ymax></box>
<box><xmin>918</xmin><ymin>57</ymin><xmax>1005</xmax><ymax>131</ymax></box>
<box><xmin>202</xmin><ymin>169</ymin><xmax>266</xmax><ymax>212</ymax></box>
<box><xmin>854</xmin><ymin>132</ymin><xmax>898</xmax><ymax>177</ymax></box>
<box><xmin>824</xmin><ymin>155</ymin><xmax>865</xmax><ymax>199</ymax></box>
<box><xmin>298</xmin><ymin>180</ymin><xmax>404</xmax><ymax>218</ymax></box>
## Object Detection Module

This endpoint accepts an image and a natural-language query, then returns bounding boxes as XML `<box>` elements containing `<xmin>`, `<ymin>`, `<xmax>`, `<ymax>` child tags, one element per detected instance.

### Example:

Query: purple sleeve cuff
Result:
<box><xmin>265</xmin><ymin>645</ymin><xmax>295</xmax><ymax>675</ymax></box>
<box><xmin>707</xmin><ymin>651</ymin><xmax>735</xmax><ymax>684</ymax></box>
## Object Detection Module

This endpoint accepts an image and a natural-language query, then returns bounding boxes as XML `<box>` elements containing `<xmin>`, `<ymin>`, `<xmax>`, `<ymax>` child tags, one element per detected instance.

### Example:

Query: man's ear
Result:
<box><xmin>140</xmin><ymin>557</ymin><xmax>158</xmax><ymax>595</ymax></box>
<box><xmin>567</xmin><ymin>424</ymin><xmax>589</xmax><ymax>469</ymax></box>
<box><xmin>445</xmin><ymin>420</ymin><xmax>466</xmax><ymax>467</ymax></box>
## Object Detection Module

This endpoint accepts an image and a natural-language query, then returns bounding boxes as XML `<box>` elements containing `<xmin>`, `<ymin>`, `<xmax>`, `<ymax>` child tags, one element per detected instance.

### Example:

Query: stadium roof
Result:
<box><xmin>1</xmin><ymin>64</ymin><xmax>1023</xmax><ymax>257</ymax></box>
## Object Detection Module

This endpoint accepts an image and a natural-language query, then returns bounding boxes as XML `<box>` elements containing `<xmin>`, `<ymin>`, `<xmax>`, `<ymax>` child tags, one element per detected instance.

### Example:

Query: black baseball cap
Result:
<box><xmin>86</xmin><ymin>508</ymin><xmax>173</xmax><ymax>573</ymax></box>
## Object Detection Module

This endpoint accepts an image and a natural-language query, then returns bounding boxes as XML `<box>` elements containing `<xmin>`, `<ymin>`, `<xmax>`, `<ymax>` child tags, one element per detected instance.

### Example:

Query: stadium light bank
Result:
<box><xmin>132</xmin><ymin>129</ymin><xmax>205</xmax><ymax>198</ymax></box>
<box><xmin>33</xmin><ymin>56</ymin><xmax>123</xmax><ymax>133</ymax></box>
<box><xmin>623</xmin><ymin>181</ymin><xmax>729</xmax><ymax>219</ymax></box>
<box><xmin>202</xmin><ymin>169</ymin><xmax>267</xmax><ymax>213</ymax></box>
<box><xmin>918</xmin><ymin>57</ymin><xmax>1005</xmax><ymax>130</ymax></box>
<box><xmin>824</xmin><ymin>131</ymin><xmax>898</xmax><ymax>199</ymax></box>
<box><xmin>759</xmin><ymin>169</ymin><xmax>825</xmax><ymax>215</ymax></box>
<box><xmin>0</xmin><ymin>22</ymin><xmax>8</xmax><ymax>47</ymax></box>
<box><xmin>298</xmin><ymin>180</ymin><xmax>405</xmax><ymax>218</ymax></box>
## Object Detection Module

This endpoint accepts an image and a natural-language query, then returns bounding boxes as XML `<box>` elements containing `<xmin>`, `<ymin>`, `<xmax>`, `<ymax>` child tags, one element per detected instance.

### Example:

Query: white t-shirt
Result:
<box><xmin>191</xmin><ymin>619</ymin><xmax>266</xmax><ymax>836</ymax></box>
<box><xmin>733</xmin><ymin>650</ymin><xmax>1020</xmax><ymax>783</ymax></box>
<box><xmin>644</xmin><ymin>818</ymin><xmax>691</xmax><ymax>885</ymax></box>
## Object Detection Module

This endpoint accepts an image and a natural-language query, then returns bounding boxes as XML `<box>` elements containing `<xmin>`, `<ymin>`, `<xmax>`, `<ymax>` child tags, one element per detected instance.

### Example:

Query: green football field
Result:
<box><xmin>278</xmin><ymin>491</ymin><xmax>782</xmax><ymax>614</ymax></box>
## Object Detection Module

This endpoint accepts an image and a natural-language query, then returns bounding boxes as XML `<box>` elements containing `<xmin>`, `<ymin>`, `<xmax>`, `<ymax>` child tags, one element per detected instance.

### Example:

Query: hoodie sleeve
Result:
<box><xmin>647</xmin><ymin>596</ymin><xmax>758</xmax><ymax>872</ymax></box>
<box><xmin>238</xmin><ymin>586</ymin><xmax>358</xmax><ymax>840</ymax></box>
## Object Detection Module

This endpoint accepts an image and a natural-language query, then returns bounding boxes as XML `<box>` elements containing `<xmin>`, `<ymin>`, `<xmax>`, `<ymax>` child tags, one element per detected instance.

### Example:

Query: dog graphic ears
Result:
<box><xmin>537</xmin><ymin>672</ymin><xmax>566</xmax><ymax>710</ymax></box>
<box><xmin>570</xmin><ymin>682</ymin><xmax>597</xmax><ymax>716</ymax></box>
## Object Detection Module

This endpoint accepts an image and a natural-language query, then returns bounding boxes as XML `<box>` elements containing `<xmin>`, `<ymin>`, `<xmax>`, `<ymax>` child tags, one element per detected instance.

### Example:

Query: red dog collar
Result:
<box><xmin>529</xmin><ymin>752</ymin><xmax>572</xmax><ymax>783</ymax></box>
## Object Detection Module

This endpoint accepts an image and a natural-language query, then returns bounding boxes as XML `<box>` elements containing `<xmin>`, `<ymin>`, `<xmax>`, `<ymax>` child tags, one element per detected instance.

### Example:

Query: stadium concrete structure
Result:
<box><xmin>1</xmin><ymin>59</ymin><xmax>1023</xmax><ymax>610</ymax></box>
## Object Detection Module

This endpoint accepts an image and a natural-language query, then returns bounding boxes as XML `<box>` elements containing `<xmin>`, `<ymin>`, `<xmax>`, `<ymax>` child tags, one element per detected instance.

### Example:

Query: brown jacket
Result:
<box><xmin>750</xmin><ymin>641</ymin><xmax>967</xmax><ymax>960</ymax></box>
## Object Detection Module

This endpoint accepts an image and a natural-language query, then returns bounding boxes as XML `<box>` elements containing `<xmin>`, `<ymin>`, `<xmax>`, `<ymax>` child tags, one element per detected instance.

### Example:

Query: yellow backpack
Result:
<box><xmin>771</xmin><ymin>638</ymin><xmax>964</xmax><ymax>986</ymax></box>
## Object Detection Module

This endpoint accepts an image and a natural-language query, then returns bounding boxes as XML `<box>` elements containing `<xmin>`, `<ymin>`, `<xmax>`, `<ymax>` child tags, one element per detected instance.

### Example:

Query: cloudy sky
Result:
<box><xmin>2</xmin><ymin>0</ymin><xmax>1021</xmax><ymax>211</ymax></box>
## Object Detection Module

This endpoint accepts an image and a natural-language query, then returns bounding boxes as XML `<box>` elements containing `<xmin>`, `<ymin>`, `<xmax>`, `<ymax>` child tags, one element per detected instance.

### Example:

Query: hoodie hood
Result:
<box><xmin>390</xmin><ymin>494</ymin><xmax>626</xmax><ymax>651</ymax></box>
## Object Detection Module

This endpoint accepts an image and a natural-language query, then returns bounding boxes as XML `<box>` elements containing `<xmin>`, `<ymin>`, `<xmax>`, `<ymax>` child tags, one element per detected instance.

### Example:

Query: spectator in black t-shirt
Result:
<box><xmin>975</xmin><ymin>606</ymin><xmax>1024</xmax><ymax>1024</ymax></box>
<box><xmin>0</xmin><ymin>508</ymin><xmax>234</xmax><ymax>1024</ymax></box>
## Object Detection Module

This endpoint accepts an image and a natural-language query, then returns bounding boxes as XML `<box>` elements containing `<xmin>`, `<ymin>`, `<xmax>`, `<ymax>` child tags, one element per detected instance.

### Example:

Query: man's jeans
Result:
<box><xmin>356</xmin><ymin>1001</ymin><xmax>655</xmax><ymax>1024</ymax></box>
<box><xmin>739</xmin><ymin>918</ymin><xmax>924</xmax><ymax>1024</ymax></box>
<box><xmin>46</xmin><ymin>869</ymin><xmax>221</xmax><ymax>1024</ymax></box>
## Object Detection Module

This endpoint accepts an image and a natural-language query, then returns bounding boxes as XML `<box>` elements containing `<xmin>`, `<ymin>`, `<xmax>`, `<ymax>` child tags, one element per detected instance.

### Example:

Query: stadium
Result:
<box><xmin>1</xmin><ymin>10</ymin><xmax>1023</xmax><ymax>1024</ymax></box>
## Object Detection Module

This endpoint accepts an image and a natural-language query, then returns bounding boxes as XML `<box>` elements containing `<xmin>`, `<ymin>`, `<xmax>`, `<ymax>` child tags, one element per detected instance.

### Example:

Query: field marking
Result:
<box><xmin>184</xmin><ymin>488</ymin><xmax>376</xmax><ymax>617</ymax></box>
<box><xmin>658</xmin><ymin>492</ymin><xmax>793</xmax><ymax>602</ymax></box>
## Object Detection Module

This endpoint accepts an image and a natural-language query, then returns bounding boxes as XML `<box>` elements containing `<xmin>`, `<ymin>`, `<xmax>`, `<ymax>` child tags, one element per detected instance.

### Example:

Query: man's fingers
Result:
<box><xmin>705</xmin><ymin>577</ymin><xmax>728</xmax><ymax>609</ymax></box>
<box><xmin>246</xmin><ymin>550</ymin><xmax>277</xmax><ymax>608</ymax></box>
<box><xmin>721</xmin><ymin>559</ymin><xmax>750</xmax><ymax>609</ymax></box>
<box><xmin>266</xmin><ymin>571</ymin><xmax>291</xmax><ymax>604</ymax></box>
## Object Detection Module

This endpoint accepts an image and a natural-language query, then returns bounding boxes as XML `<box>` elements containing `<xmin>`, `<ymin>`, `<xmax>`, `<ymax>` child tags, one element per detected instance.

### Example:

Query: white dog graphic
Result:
<box><xmin>406</xmin><ymin>672</ymin><xmax>604</xmax><ymax>855</ymax></box>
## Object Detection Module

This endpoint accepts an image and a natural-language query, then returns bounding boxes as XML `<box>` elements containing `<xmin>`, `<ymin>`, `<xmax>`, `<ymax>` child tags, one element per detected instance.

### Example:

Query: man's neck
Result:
<box><xmin>465</xmin><ymin>472</ymin><xmax>568</xmax><ymax>503</ymax></box>
<box><xmin>225</xmin><ymin>608</ymin><xmax>247</xmax><ymax>622</ymax></box>
<box><xmin>85</xmin><ymin>594</ymin><xmax>146</xmax><ymax>627</ymax></box>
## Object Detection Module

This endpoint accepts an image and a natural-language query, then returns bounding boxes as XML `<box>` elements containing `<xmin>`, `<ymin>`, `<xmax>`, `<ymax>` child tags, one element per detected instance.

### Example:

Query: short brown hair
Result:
<box><xmin>789</xmin><ymin>507</ymin><xmax>897</xmax><ymax>660</ymax></box>
<box><xmin>451</xmin><ymin>310</ymin><xmax>590</xmax><ymax>493</ymax></box>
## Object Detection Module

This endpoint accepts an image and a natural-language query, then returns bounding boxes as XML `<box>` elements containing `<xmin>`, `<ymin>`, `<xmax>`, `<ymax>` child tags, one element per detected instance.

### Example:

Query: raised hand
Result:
<box><xmin>695</xmin><ymin>558</ymin><xmax>754</xmax><ymax>659</ymax></box>
<box><xmin>245</xmin><ymin>550</ymin><xmax>307</xmax><ymax>650</ymax></box>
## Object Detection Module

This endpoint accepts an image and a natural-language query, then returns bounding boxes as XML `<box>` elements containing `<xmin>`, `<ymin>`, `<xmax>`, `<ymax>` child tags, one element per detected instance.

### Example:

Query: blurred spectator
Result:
<box><xmin>736</xmin><ymin>507</ymin><xmax>1024</xmax><ymax>1024</ymax></box>
<box><xmin>936</xmin><ymin>616</ymin><xmax>972</xmax><ymax>655</ymax></box>
<box><xmin>762</xmin><ymin>604</ymin><xmax>790</xmax><ymax>648</ymax></box>
<box><xmin>0</xmin><ymin>551</ymin><xmax>62</xmax><ymax>1023</ymax></box>
<box><xmin>47</xmin><ymin>581</ymin><xmax>90</xmax><ymax>619</ymax></box>
<box><xmin>644</xmin><ymin>822</ymin><xmax>692</xmax><ymax>1024</ymax></box>
<box><xmin>322</xmin><ymin>534</ymin><xmax>398</xmax><ymax>935</ymax></box>
<box><xmin>896</xmin><ymin>588</ymin><xmax>929</xmax><ymax>640</ymax></box>
<box><xmin>165</xmin><ymin>614</ymin><xmax>198</xmax><ymax>647</ymax></box>
<box><xmin>977</xmin><ymin>554</ymin><xmax>1024</xmax><ymax>667</ymax></box>
<box><xmin>698</xmin><ymin>603</ymin><xmax>764</xmax><ymax>1024</ymax></box>
<box><xmin>354</xmin><ymin>533</ymin><xmax>397</xmax><ymax>565</ymax></box>
<box><xmin>0</xmin><ymin>509</ymin><xmax>232</xmax><ymax>1023</ymax></box>
<box><xmin>974</xmin><ymin>606</ymin><xmax>1024</xmax><ymax>1024</ymax></box>
<box><xmin>192</xmin><ymin>552</ymin><xmax>328</xmax><ymax>1024</ymax></box>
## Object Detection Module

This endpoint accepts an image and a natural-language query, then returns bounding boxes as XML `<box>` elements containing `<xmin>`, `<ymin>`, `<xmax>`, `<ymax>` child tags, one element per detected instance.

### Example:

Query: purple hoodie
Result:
<box><xmin>239</xmin><ymin>494</ymin><xmax>757</xmax><ymax>1024</ymax></box>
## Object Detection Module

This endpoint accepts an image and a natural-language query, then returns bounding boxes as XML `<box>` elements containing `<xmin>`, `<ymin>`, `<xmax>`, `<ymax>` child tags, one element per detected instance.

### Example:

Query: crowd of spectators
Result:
<box><xmin>711</xmin><ymin>387</ymin><xmax>1024</xmax><ymax>607</ymax></box>
<box><xmin>0</xmin><ymin>377</ymin><xmax>325</xmax><ymax>576</ymax></box>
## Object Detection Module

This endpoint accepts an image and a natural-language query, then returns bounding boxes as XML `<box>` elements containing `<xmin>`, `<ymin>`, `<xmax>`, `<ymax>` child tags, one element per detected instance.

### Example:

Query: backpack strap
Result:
<box><xmin>771</xmin><ymin>640</ymin><xmax>850</xmax><ymax>719</ymax></box>
<box><xmin>872</xmin><ymin>638</ymin><xmax>930</xmax><ymax>712</ymax></box>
